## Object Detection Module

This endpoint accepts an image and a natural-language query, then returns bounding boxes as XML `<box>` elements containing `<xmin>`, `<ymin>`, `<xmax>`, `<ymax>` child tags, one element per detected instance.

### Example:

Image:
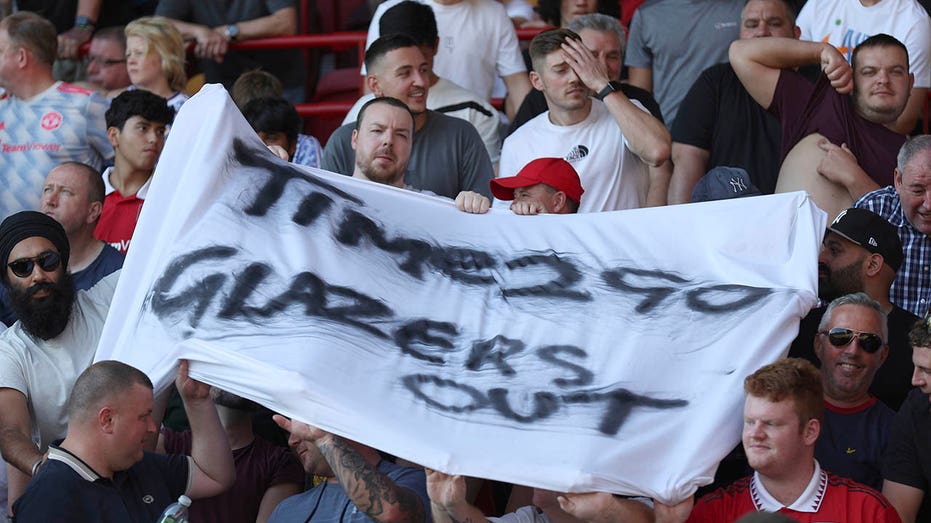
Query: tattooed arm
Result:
<box><xmin>426</xmin><ymin>468</ymin><xmax>491</xmax><ymax>523</ymax></box>
<box><xmin>274</xmin><ymin>415</ymin><xmax>426</xmax><ymax>523</ymax></box>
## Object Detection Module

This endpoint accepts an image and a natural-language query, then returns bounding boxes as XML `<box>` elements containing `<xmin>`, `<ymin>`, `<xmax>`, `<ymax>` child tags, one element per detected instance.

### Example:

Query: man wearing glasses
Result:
<box><xmin>812</xmin><ymin>292</ymin><xmax>894</xmax><ymax>490</ymax></box>
<box><xmin>0</xmin><ymin>211</ymin><xmax>119</xmax><ymax>516</ymax></box>
<box><xmin>790</xmin><ymin>207</ymin><xmax>917</xmax><ymax>411</ymax></box>
<box><xmin>84</xmin><ymin>26</ymin><xmax>131</xmax><ymax>96</ymax></box>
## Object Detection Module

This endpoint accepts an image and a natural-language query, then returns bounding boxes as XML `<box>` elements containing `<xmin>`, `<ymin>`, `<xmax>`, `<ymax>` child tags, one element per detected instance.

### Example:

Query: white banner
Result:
<box><xmin>96</xmin><ymin>85</ymin><xmax>825</xmax><ymax>504</ymax></box>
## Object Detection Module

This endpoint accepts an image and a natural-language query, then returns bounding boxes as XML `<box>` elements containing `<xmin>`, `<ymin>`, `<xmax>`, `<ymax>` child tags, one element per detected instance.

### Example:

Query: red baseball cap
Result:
<box><xmin>490</xmin><ymin>157</ymin><xmax>584</xmax><ymax>204</ymax></box>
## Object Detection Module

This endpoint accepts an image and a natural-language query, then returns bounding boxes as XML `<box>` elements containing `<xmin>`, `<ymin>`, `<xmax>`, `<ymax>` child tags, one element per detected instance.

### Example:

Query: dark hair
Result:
<box><xmin>67</xmin><ymin>360</ymin><xmax>153</xmax><ymax>421</ymax></box>
<box><xmin>355</xmin><ymin>96</ymin><xmax>415</xmax><ymax>131</ymax></box>
<box><xmin>105</xmin><ymin>89</ymin><xmax>174</xmax><ymax>130</ymax></box>
<box><xmin>743</xmin><ymin>0</ymin><xmax>797</xmax><ymax>26</ymax></box>
<box><xmin>534</xmin><ymin>0</ymin><xmax>620</xmax><ymax>27</ymax></box>
<box><xmin>231</xmin><ymin>69</ymin><xmax>284</xmax><ymax>109</ymax></box>
<box><xmin>380</xmin><ymin>1</ymin><xmax>438</xmax><ymax>49</ymax></box>
<box><xmin>364</xmin><ymin>33</ymin><xmax>421</xmax><ymax>73</ymax></box>
<box><xmin>241</xmin><ymin>97</ymin><xmax>302</xmax><ymax>142</ymax></box>
<box><xmin>529</xmin><ymin>28</ymin><xmax>582</xmax><ymax>73</ymax></box>
<box><xmin>92</xmin><ymin>25</ymin><xmax>127</xmax><ymax>51</ymax></box>
<box><xmin>852</xmin><ymin>33</ymin><xmax>909</xmax><ymax>71</ymax></box>
<box><xmin>1</xmin><ymin>11</ymin><xmax>57</xmax><ymax>66</ymax></box>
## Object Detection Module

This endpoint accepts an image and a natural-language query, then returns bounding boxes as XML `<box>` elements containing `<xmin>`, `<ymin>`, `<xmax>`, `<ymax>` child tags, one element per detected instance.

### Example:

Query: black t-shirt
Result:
<box><xmin>882</xmin><ymin>388</ymin><xmax>931</xmax><ymax>520</ymax></box>
<box><xmin>672</xmin><ymin>62</ymin><xmax>783</xmax><ymax>194</ymax></box>
<box><xmin>17</xmin><ymin>0</ymin><xmax>144</xmax><ymax>33</ymax></box>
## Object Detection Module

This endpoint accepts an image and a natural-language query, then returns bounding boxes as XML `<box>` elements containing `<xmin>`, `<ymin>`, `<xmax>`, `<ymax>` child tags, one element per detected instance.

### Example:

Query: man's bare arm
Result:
<box><xmin>557</xmin><ymin>492</ymin><xmax>655</xmax><ymax>523</ymax></box>
<box><xmin>627</xmin><ymin>67</ymin><xmax>652</xmax><ymax>93</ymax></box>
<box><xmin>0</xmin><ymin>388</ymin><xmax>42</xmax><ymax>475</ymax></box>
<box><xmin>215</xmin><ymin>7</ymin><xmax>298</xmax><ymax>41</ymax></box>
<box><xmin>560</xmin><ymin>38</ymin><xmax>670</xmax><ymax>167</ymax></box>
<box><xmin>163</xmin><ymin>18</ymin><xmax>228</xmax><ymax>61</ymax></box>
<box><xmin>426</xmin><ymin>469</ymin><xmax>490</xmax><ymax>523</ymax></box>
<box><xmin>668</xmin><ymin>143</ymin><xmax>711</xmax><ymax>204</ymax></box>
<box><xmin>730</xmin><ymin>37</ymin><xmax>852</xmax><ymax>109</ymax></box>
<box><xmin>815</xmin><ymin>139</ymin><xmax>880</xmax><ymax>200</ymax></box>
<box><xmin>58</xmin><ymin>0</ymin><xmax>101</xmax><ymax>59</ymax></box>
<box><xmin>647</xmin><ymin>160</ymin><xmax>672</xmax><ymax>207</ymax></box>
<box><xmin>0</xmin><ymin>388</ymin><xmax>43</xmax><ymax>514</ymax></box>
<box><xmin>882</xmin><ymin>479</ymin><xmax>923</xmax><ymax>523</ymax></box>
<box><xmin>177</xmin><ymin>361</ymin><xmax>236</xmax><ymax>499</ymax></box>
<box><xmin>275</xmin><ymin>416</ymin><xmax>425</xmax><ymax>523</ymax></box>
<box><xmin>502</xmin><ymin>72</ymin><xmax>532</xmax><ymax>122</ymax></box>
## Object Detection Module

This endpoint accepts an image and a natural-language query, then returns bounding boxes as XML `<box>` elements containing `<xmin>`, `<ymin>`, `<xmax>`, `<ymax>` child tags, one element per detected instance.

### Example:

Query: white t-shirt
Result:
<box><xmin>797</xmin><ymin>0</ymin><xmax>931</xmax><ymax>88</ymax></box>
<box><xmin>497</xmin><ymin>99</ymin><xmax>650</xmax><ymax>213</ymax></box>
<box><xmin>364</xmin><ymin>0</ymin><xmax>527</xmax><ymax>100</ymax></box>
<box><xmin>0</xmin><ymin>271</ymin><xmax>119</xmax><ymax>451</ymax></box>
<box><xmin>342</xmin><ymin>77</ymin><xmax>502</xmax><ymax>162</ymax></box>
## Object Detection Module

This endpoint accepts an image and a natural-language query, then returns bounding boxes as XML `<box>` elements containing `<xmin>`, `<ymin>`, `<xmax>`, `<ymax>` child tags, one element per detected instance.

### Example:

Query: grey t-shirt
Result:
<box><xmin>268</xmin><ymin>460</ymin><xmax>429</xmax><ymax>523</ymax></box>
<box><xmin>625</xmin><ymin>0</ymin><xmax>742</xmax><ymax>126</ymax></box>
<box><xmin>322</xmin><ymin>110</ymin><xmax>494</xmax><ymax>199</ymax></box>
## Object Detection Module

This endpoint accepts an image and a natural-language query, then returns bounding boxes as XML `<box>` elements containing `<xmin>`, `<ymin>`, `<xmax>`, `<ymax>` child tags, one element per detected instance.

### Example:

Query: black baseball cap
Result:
<box><xmin>827</xmin><ymin>208</ymin><xmax>903</xmax><ymax>271</ymax></box>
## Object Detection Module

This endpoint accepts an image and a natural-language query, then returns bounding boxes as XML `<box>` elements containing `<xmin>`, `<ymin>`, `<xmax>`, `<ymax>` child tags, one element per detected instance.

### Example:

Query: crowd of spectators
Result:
<box><xmin>6</xmin><ymin>0</ymin><xmax>931</xmax><ymax>521</ymax></box>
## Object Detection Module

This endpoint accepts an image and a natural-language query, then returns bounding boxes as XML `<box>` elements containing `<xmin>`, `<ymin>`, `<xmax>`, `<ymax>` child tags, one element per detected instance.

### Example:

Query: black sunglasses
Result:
<box><xmin>7</xmin><ymin>251</ymin><xmax>61</xmax><ymax>278</ymax></box>
<box><xmin>819</xmin><ymin>327</ymin><xmax>884</xmax><ymax>354</ymax></box>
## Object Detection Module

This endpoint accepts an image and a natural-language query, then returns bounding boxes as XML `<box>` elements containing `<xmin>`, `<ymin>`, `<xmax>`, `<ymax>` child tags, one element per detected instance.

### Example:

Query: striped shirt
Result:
<box><xmin>855</xmin><ymin>186</ymin><xmax>931</xmax><ymax>316</ymax></box>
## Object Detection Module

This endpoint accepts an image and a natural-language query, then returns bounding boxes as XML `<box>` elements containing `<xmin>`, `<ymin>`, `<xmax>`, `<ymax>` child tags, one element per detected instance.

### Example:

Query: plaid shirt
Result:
<box><xmin>855</xmin><ymin>186</ymin><xmax>931</xmax><ymax>316</ymax></box>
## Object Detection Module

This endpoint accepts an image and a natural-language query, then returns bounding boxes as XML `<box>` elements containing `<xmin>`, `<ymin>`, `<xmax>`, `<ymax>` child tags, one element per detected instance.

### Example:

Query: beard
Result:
<box><xmin>211</xmin><ymin>388</ymin><xmax>258</xmax><ymax>411</ymax></box>
<box><xmin>818</xmin><ymin>259</ymin><xmax>864</xmax><ymax>302</ymax></box>
<box><xmin>8</xmin><ymin>271</ymin><xmax>76</xmax><ymax>340</ymax></box>
<box><xmin>355</xmin><ymin>142</ymin><xmax>406</xmax><ymax>186</ymax></box>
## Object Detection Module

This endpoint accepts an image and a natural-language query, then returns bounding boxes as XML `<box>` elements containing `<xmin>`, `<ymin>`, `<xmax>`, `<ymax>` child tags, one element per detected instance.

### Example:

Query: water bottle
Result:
<box><xmin>155</xmin><ymin>495</ymin><xmax>191</xmax><ymax>523</ymax></box>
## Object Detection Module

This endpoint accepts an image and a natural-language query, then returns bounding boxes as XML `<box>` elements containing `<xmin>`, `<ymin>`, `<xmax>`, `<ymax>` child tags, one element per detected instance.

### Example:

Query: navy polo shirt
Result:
<box><xmin>13</xmin><ymin>445</ymin><xmax>192</xmax><ymax>522</ymax></box>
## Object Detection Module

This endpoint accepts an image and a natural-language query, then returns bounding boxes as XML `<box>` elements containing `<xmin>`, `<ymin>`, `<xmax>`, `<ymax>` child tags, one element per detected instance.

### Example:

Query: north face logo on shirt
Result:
<box><xmin>565</xmin><ymin>145</ymin><xmax>589</xmax><ymax>162</ymax></box>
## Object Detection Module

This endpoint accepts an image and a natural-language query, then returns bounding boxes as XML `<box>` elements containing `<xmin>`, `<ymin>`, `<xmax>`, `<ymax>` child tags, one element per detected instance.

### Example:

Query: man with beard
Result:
<box><xmin>0</xmin><ymin>211</ymin><xmax>119</xmax><ymax>514</ymax></box>
<box><xmin>350</xmin><ymin>96</ymin><xmax>491</xmax><ymax>214</ymax></box>
<box><xmin>0</xmin><ymin>162</ymin><xmax>123</xmax><ymax>327</ymax></box>
<box><xmin>789</xmin><ymin>208</ymin><xmax>917</xmax><ymax>410</ymax></box>
<box><xmin>160</xmin><ymin>388</ymin><xmax>304</xmax><ymax>523</ymax></box>
<box><xmin>323</xmin><ymin>34</ymin><xmax>495</xmax><ymax>200</ymax></box>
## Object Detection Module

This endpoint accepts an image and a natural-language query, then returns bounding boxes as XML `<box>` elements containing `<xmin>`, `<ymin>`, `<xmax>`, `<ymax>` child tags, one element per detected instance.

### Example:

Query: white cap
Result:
<box><xmin>178</xmin><ymin>495</ymin><xmax>192</xmax><ymax>507</ymax></box>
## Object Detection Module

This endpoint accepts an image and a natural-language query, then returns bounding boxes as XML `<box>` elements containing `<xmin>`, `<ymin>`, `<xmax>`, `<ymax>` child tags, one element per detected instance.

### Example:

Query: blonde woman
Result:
<box><xmin>124</xmin><ymin>17</ymin><xmax>189</xmax><ymax>114</ymax></box>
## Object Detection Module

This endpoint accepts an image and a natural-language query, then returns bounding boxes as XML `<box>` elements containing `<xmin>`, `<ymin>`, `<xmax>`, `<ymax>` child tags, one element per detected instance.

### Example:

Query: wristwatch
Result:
<box><xmin>224</xmin><ymin>24</ymin><xmax>239</xmax><ymax>41</ymax></box>
<box><xmin>74</xmin><ymin>15</ymin><xmax>96</xmax><ymax>31</ymax></box>
<box><xmin>596</xmin><ymin>81</ymin><xmax>622</xmax><ymax>101</ymax></box>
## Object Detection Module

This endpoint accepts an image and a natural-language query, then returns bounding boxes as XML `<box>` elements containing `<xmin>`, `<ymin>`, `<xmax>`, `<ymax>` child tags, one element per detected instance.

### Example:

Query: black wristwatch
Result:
<box><xmin>596</xmin><ymin>81</ymin><xmax>622</xmax><ymax>101</ymax></box>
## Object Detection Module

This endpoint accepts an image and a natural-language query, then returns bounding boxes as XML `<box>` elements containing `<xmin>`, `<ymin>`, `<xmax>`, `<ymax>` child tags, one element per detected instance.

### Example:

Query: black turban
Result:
<box><xmin>0</xmin><ymin>211</ymin><xmax>69</xmax><ymax>282</ymax></box>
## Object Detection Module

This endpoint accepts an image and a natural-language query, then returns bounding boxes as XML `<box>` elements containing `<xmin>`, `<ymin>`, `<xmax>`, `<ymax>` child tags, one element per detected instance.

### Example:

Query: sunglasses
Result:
<box><xmin>7</xmin><ymin>251</ymin><xmax>61</xmax><ymax>278</ymax></box>
<box><xmin>819</xmin><ymin>327</ymin><xmax>884</xmax><ymax>354</ymax></box>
